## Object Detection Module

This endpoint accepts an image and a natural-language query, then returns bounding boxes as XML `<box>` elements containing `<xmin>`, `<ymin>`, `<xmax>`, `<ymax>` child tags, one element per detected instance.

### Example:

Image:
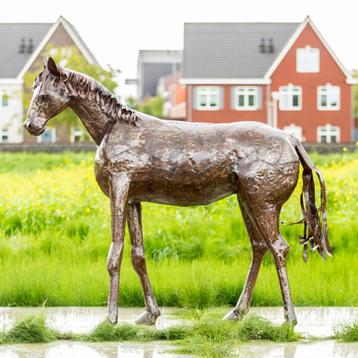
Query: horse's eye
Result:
<box><xmin>39</xmin><ymin>94</ymin><xmax>49</xmax><ymax>101</ymax></box>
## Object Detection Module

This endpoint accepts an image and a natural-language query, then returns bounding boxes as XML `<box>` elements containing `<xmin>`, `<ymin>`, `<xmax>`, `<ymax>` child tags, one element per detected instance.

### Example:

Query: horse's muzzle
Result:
<box><xmin>23</xmin><ymin>119</ymin><xmax>46</xmax><ymax>136</ymax></box>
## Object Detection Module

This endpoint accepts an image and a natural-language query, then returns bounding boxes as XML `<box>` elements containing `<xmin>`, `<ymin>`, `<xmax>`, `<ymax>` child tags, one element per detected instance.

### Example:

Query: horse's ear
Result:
<box><xmin>47</xmin><ymin>57</ymin><xmax>60</xmax><ymax>77</ymax></box>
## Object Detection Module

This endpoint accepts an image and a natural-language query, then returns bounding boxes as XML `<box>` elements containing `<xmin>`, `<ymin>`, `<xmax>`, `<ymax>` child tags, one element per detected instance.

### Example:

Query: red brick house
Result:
<box><xmin>181</xmin><ymin>17</ymin><xmax>356</xmax><ymax>143</ymax></box>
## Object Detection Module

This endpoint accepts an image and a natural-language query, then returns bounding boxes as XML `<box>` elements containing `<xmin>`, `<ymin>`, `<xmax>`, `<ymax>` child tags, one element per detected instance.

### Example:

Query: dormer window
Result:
<box><xmin>296</xmin><ymin>46</ymin><xmax>320</xmax><ymax>73</ymax></box>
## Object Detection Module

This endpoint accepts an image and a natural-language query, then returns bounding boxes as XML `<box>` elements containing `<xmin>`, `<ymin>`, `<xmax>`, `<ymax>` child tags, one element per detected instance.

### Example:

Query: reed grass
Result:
<box><xmin>0</xmin><ymin>151</ymin><xmax>356</xmax><ymax>307</ymax></box>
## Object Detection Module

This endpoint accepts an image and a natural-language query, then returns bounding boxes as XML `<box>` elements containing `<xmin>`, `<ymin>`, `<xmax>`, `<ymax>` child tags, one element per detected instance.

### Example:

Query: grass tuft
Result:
<box><xmin>83</xmin><ymin>320</ymin><xmax>151</xmax><ymax>342</ymax></box>
<box><xmin>334</xmin><ymin>322</ymin><xmax>358</xmax><ymax>342</ymax></box>
<box><xmin>0</xmin><ymin>315</ymin><xmax>58</xmax><ymax>344</ymax></box>
<box><xmin>82</xmin><ymin>319</ymin><xmax>190</xmax><ymax>342</ymax></box>
<box><xmin>175</xmin><ymin>315</ymin><xmax>299</xmax><ymax>357</ymax></box>
<box><xmin>236</xmin><ymin>315</ymin><xmax>297</xmax><ymax>342</ymax></box>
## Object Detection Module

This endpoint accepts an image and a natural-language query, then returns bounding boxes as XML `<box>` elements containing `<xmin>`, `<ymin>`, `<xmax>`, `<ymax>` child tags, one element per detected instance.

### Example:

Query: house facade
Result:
<box><xmin>182</xmin><ymin>17</ymin><xmax>356</xmax><ymax>143</ymax></box>
<box><xmin>0</xmin><ymin>16</ymin><xmax>98</xmax><ymax>144</ymax></box>
<box><xmin>157</xmin><ymin>71</ymin><xmax>186</xmax><ymax>119</ymax></box>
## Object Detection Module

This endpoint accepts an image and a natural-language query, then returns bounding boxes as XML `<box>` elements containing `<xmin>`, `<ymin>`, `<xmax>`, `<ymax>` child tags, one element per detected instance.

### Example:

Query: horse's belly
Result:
<box><xmin>128</xmin><ymin>165</ymin><xmax>236</xmax><ymax>206</ymax></box>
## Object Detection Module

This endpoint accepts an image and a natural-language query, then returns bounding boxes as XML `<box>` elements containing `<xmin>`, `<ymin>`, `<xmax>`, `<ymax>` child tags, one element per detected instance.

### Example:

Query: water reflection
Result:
<box><xmin>251</xmin><ymin>307</ymin><xmax>358</xmax><ymax>337</ymax></box>
<box><xmin>0</xmin><ymin>340</ymin><xmax>357</xmax><ymax>358</ymax></box>
<box><xmin>0</xmin><ymin>341</ymin><xmax>183</xmax><ymax>358</ymax></box>
<box><xmin>237</xmin><ymin>340</ymin><xmax>358</xmax><ymax>358</ymax></box>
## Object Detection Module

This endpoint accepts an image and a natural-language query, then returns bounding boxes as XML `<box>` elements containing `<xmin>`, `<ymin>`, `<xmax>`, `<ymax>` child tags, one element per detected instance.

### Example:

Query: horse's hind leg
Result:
<box><xmin>224</xmin><ymin>196</ymin><xmax>267</xmax><ymax>321</ymax></box>
<box><xmin>251</xmin><ymin>205</ymin><xmax>297</xmax><ymax>325</ymax></box>
<box><xmin>127</xmin><ymin>202</ymin><xmax>160</xmax><ymax>325</ymax></box>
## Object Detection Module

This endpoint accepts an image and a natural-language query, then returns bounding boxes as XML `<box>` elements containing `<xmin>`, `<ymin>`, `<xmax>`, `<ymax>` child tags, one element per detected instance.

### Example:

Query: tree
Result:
<box><xmin>126</xmin><ymin>96</ymin><xmax>164</xmax><ymax>117</ymax></box>
<box><xmin>23</xmin><ymin>45</ymin><xmax>119</xmax><ymax>132</ymax></box>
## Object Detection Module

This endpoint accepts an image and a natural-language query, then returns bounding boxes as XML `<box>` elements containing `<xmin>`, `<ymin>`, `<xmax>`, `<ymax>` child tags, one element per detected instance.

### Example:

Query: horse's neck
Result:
<box><xmin>70</xmin><ymin>97</ymin><xmax>111</xmax><ymax>145</ymax></box>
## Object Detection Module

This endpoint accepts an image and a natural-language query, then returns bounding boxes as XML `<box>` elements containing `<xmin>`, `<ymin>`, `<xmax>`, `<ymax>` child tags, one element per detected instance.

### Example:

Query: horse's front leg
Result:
<box><xmin>107</xmin><ymin>173</ymin><xmax>130</xmax><ymax>324</ymax></box>
<box><xmin>127</xmin><ymin>202</ymin><xmax>160</xmax><ymax>325</ymax></box>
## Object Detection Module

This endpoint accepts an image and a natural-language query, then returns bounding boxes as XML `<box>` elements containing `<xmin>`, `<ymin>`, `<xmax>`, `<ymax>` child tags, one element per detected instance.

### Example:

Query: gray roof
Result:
<box><xmin>0</xmin><ymin>23</ymin><xmax>51</xmax><ymax>78</ymax></box>
<box><xmin>183</xmin><ymin>22</ymin><xmax>300</xmax><ymax>79</ymax></box>
<box><xmin>63</xmin><ymin>18</ymin><xmax>99</xmax><ymax>66</ymax></box>
<box><xmin>0</xmin><ymin>17</ymin><xmax>99</xmax><ymax>78</ymax></box>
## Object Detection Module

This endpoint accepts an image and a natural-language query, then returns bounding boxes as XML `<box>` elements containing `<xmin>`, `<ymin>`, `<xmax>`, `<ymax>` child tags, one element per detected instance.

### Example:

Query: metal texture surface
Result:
<box><xmin>24</xmin><ymin>58</ymin><xmax>332</xmax><ymax>326</ymax></box>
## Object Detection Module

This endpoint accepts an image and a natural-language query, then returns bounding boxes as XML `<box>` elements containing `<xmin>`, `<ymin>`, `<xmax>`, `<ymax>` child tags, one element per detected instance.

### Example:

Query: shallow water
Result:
<box><xmin>237</xmin><ymin>340</ymin><xmax>358</xmax><ymax>358</ymax></box>
<box><xmin>0</xmin><ymin>307</ymin><xmax>357</xmax><ymax>357</ymax></box>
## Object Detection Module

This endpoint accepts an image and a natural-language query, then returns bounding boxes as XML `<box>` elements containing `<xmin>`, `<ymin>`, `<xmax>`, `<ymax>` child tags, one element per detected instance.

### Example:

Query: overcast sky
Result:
<box><xmin>3</xmin><ymin>0</ymin><xmax>358</xmax><ymax>96</ymax></box>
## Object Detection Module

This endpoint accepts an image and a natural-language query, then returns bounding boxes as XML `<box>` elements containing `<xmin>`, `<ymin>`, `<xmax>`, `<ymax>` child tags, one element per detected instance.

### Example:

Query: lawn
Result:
<box><xmin>0</xmin><ymin>151</ymin><xmax>357</xmax><ymax>307</ymax></box>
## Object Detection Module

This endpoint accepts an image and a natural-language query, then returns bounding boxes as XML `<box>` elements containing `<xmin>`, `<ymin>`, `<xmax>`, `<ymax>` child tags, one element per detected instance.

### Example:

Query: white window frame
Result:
<box><xmin>196</xmin><ymin>86</ymin><xmax>221</xmax><ymax>110</ymax></box>
<box><xmin>71</xmin><ymin>128</ymin><xmax>84</xmax><ymax>143</ymax></box>
<box><xmin>233</xmin><ymin>87</ymin><xmax>258</xmax><ymax>110</ymax></box>
<box><xmin>296</xmin><ymin>46</ymin><xmax>320</xmax><ymax>73</ymax></box>
<box><xmin>283</xmin><ymin>124</ymin><xmax>302</xmax><ymax>141</ymax></box>
<box><xmin>317</xmin><ymin>124</ymin><xmax>340</xmax><ymax>144</ymax></box>
<box><xmin>37</xmin><ymin>127</ymin><xmax>56</xmax><ymax>144</ymax></box>
<box><xmin>279</xmin><ymin>84</ymin><xmax>302</xmax><ymax>111</ymax></box>
<box><xmin>317</xmin><ymin>84</ymin><xmax>340</xmax><ymax>111</ymax></box>
<box><xmin>0</xmin><ymin>128</ymin><xmax>9</xmax><ymax>143</ymax></box>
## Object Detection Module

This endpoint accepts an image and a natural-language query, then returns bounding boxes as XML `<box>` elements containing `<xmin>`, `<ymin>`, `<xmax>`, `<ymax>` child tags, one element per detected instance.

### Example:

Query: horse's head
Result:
<box><xmin>24</xmin><ymin>57</ymin><xmax>70</xmax><ymax>136</ymax></box>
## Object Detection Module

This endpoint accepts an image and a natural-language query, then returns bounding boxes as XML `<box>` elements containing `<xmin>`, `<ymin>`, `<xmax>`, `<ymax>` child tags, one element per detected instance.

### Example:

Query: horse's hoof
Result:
<box><xmin>135</xmin><ymin>310</ymin><xmax>160</xmax><ymax>325</ymax></box>
<box><xmin>223</xmin><ymin>307</ymin><xmax>248</xmax><ymax>321</ymax></box>
<box><xmin>284</xmin><ymin>318</ymin><xmax>298</xmax><ymax>327</ymax></box>
<box><xmin>108</xmin><ymin>311</ymin><xmax>118</xmax><ymax>324</ymax></box>
<box><xmin>223</xmin><ymin>309</ymin><xmax>241</xmax><ymax>321</ymax></box>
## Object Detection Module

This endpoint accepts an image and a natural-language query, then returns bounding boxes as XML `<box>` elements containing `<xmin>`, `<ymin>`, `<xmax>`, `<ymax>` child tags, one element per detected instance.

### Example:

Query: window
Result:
<box><xmin>317</xmin><ymin>85</ymin><xmax>340</xmax><ymax>110</ymax></box>
<box><xmin>0</xmin><ymin>94</ymin><xmax>9</xmax><ymax>107</ymax></box>
<box><xmin>296</xmin><ymin>46</ymin><xmax>320</xmax><ymax>73</ymax></box>
<box><xmin>37</xmin><ymin>127</ymin><xmax>56</xmax><ymax>144</ymax></box>
<box><xmin>0</xmin><ymin>128</ymin><xmax>9</xmax><ymax>143</ymax></box>
<box><xmin>196</xmin><ymin>87</ymin><xmax>221</xmax><ymax>110</ymax></box>
<box><xmin>71</xmin><ymin>128</ymin><xmax>84</xmax><ymax>143</ymax></box>
<box><xmin>233</xmin><ymin>87</ymin><xmax>258</xmax><ymax>110</ymax></box>
<box><xmin>283</xmin><ymin>124</ymin><xmax>302</xmax><ymax>141</ymax></box>
<box><xmin>317</xmin><ymin>124</ymin><xmax>340</xmax><ymax>143</ymax></box>
<box><xmin>279</xmin><ymin>85</ymin><xmax>302</xmax><ymax>110</ymax></box>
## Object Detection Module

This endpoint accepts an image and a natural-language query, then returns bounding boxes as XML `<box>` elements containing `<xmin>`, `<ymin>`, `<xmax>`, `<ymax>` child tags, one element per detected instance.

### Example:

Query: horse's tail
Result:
<box><xmin>294</xmin><ymin>142</ymin><xmax>332</xmax><ymax>261</ymax></box>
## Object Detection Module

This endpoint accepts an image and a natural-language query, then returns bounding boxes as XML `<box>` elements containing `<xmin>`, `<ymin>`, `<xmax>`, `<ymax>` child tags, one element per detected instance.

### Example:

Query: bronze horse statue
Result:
<box><xmin>24</xmin><ymin>58</ymin><xmax>331</xmax><ymax>326</ymax></box>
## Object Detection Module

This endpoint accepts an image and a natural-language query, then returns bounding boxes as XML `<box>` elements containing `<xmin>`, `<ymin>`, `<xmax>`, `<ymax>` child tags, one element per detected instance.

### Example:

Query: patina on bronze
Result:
<box><xmin>24</xmin><ymin>58</ymin><xmax>332</xmax><ymax>326</ymax></box>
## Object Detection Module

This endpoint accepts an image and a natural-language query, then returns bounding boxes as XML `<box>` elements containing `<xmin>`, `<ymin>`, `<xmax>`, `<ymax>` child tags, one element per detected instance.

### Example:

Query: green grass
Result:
<box><xmin>334</xmin><ymin>322</ymin><xmax>358</xmax><ymax>342</ymax></box>
<box><xmin>0</xmin><ymin>151</ymin><xmax>357</xmax><ymax>307</ymax></box>
<box><xmin>0</xmin><ymin>316</ymin><xmax>57</xmax><ymax>344</ymax></box>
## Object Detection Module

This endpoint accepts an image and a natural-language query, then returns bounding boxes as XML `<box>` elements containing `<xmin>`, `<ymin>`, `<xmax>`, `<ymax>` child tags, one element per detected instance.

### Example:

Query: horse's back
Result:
<box><xmin>95</xmin><ymin>116</ymin><xmax>300</xmax><ymax>205</ymax></box>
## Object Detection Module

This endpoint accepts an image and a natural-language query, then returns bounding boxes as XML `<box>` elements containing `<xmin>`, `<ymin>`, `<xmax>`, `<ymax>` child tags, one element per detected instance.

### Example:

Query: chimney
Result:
<box><xmin>268</xmin><ymin>38</ymin><xmax>275</xmax><ymax>53</ymax></box>
<box><xmin>27</xmin><ymin>38</ymin><xmax>34</xmax><ymax>53</ymax></box>
<box><xmin>259</xmin><ymin>38</ymin><xmax>266</xmax><ymax>53</ymax></box>
<box><xmin>19</xmin><ymin>38</ymin><xmax>26</xmax><ymax>54</ymax></box>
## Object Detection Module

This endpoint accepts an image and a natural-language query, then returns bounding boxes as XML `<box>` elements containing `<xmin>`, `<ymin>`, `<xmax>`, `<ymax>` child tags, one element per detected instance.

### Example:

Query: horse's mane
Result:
<box><xmin>60</xmin><ymin>69</ymin><xmax>140</xmax><ymax>125</ymax></box>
